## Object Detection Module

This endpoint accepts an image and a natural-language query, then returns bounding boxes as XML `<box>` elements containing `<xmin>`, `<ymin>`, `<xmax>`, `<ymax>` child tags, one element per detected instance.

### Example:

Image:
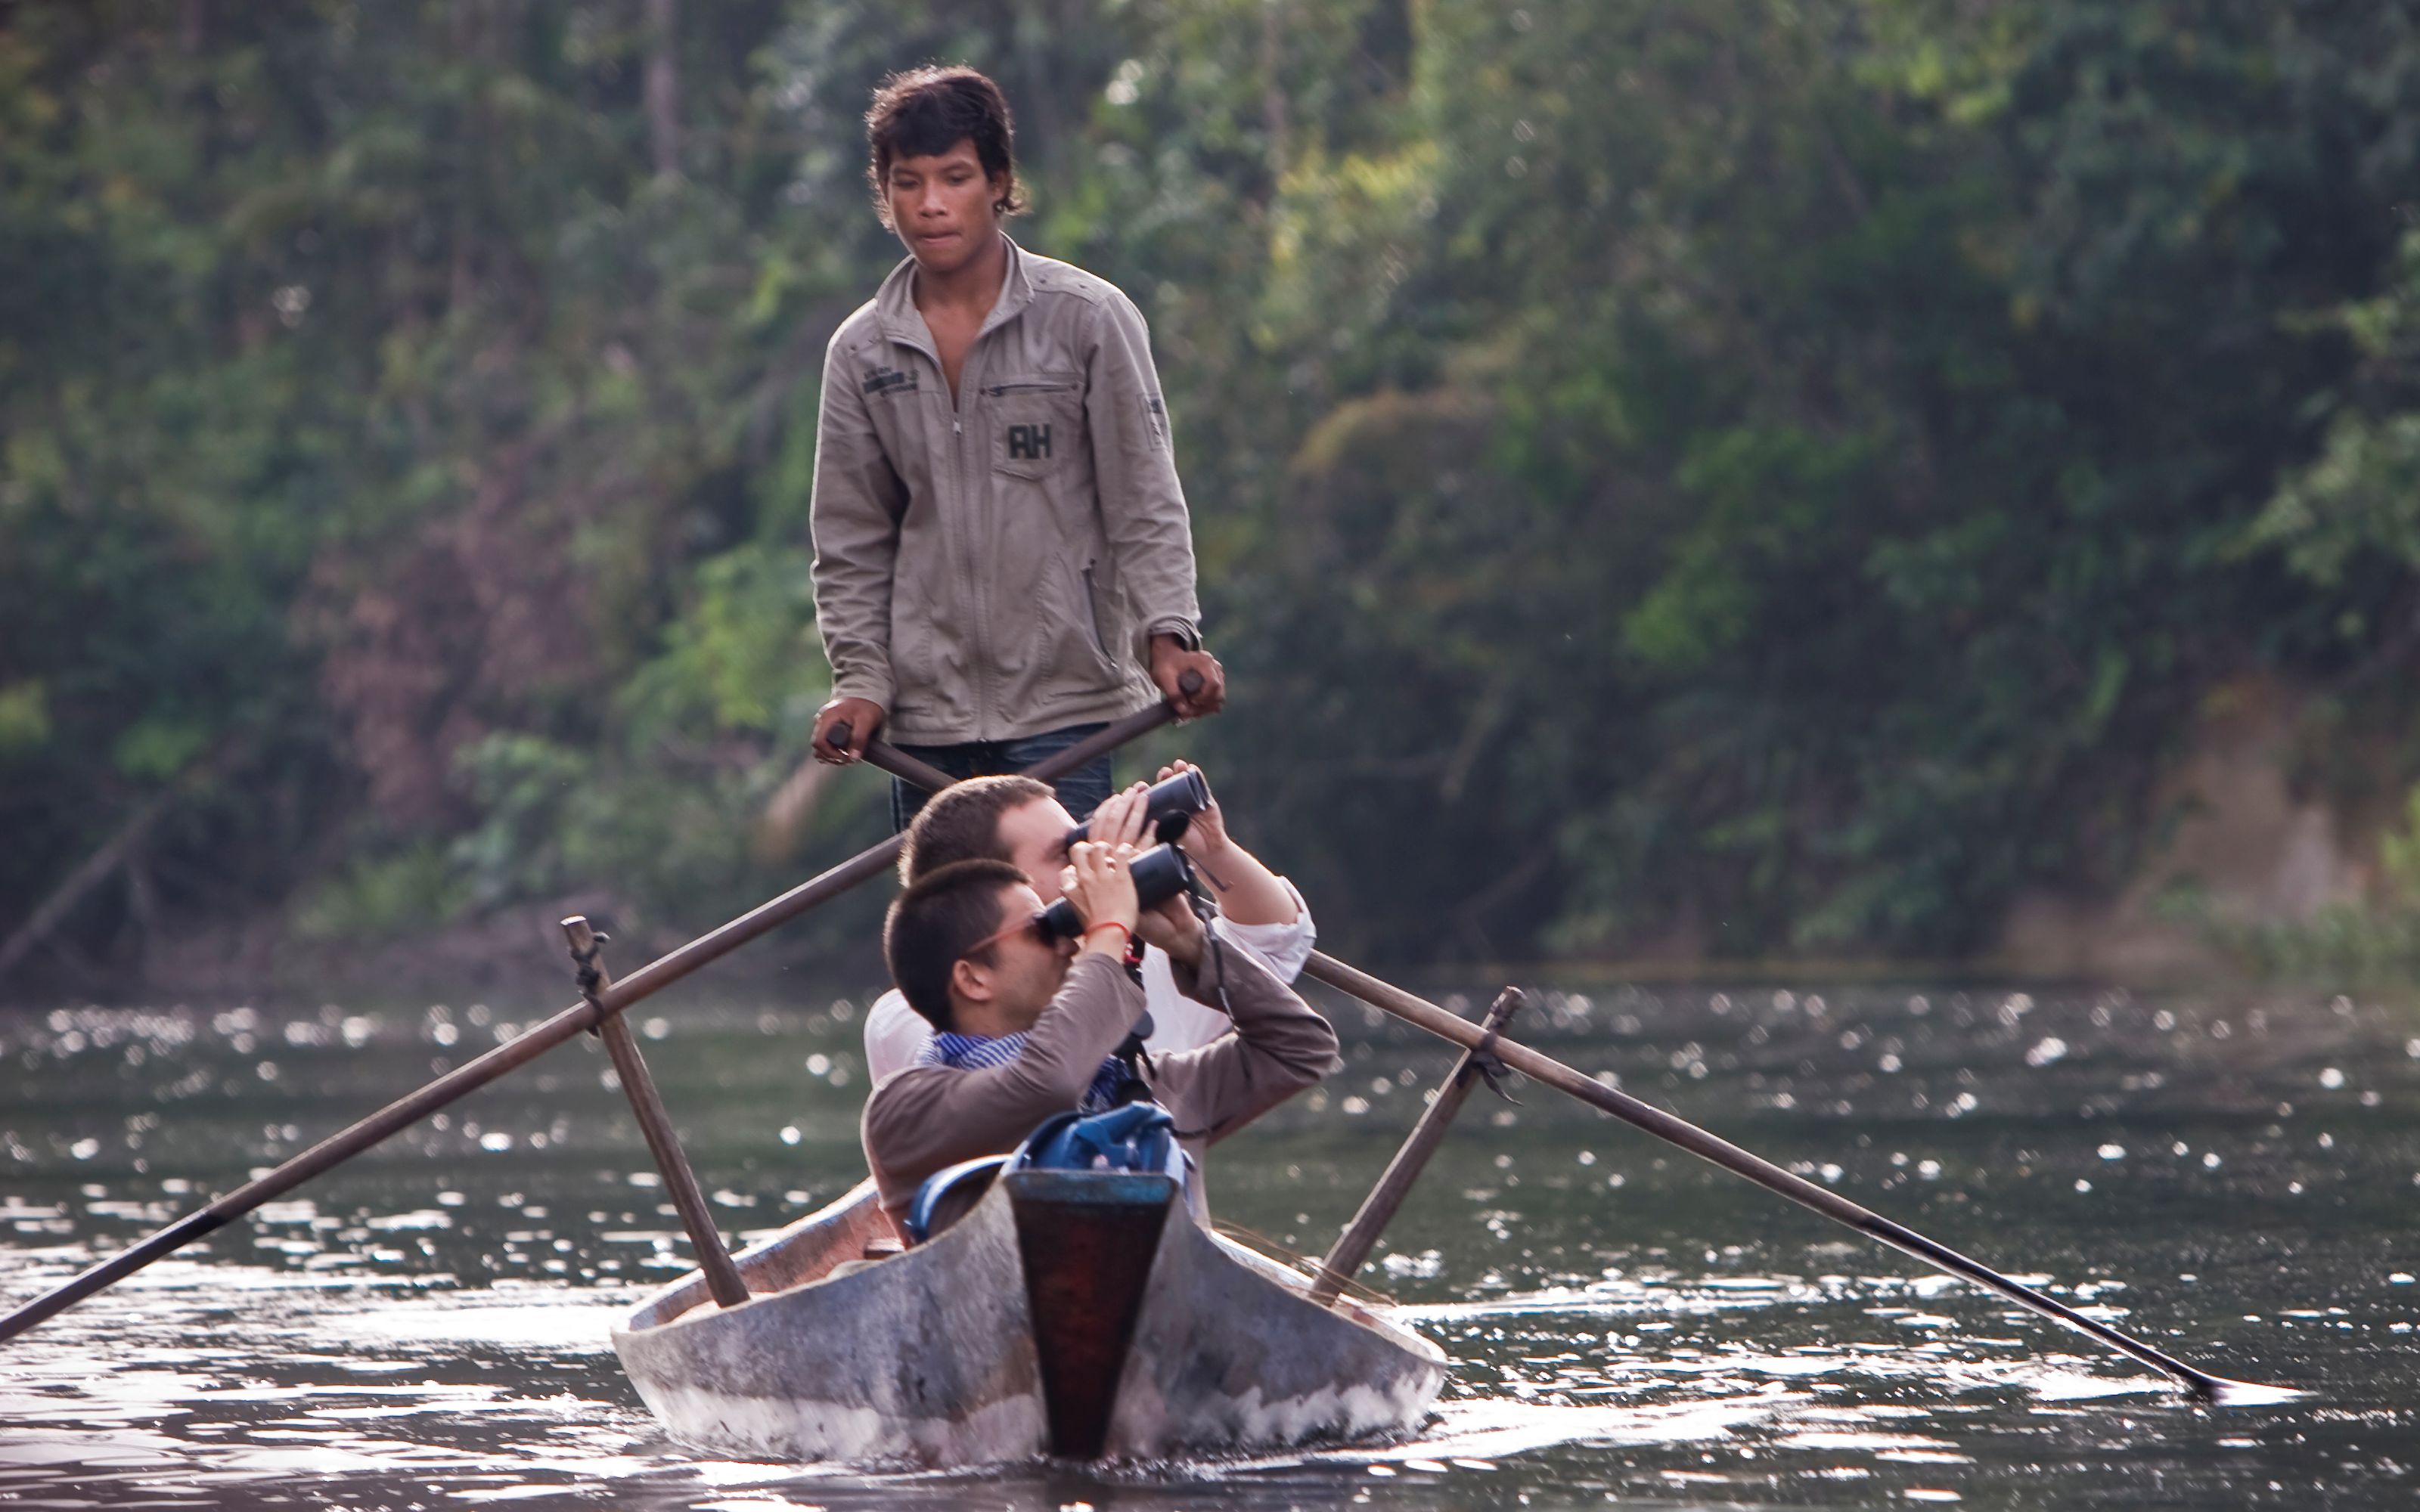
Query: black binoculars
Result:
<box><xmin>1063</xmin><ymin>768</ymin><xmax>1212</xmax><ymax>848</ymax></box>
<box><xmin>1036</xmin><ymin>844</ymin><xmax>1196</xmax><ymax>940</ymax></box>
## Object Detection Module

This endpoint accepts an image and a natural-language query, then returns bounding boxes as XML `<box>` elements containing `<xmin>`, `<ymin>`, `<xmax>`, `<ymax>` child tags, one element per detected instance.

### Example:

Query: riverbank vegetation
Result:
<box><xmin>7</xmin><ymin>2</ymin><xmax>2420</xmax><ymax>988</ymax></box>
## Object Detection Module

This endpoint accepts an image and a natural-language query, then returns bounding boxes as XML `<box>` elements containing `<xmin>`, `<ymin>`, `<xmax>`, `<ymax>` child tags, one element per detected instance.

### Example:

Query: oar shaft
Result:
<box><xmin>838</xmin><ymin>744</ymin><xmax>2226</xmax><ymax>1394</ymax></box>
<box><xmin>853</xmin><ymin>668</ymin><xmax>1197</xmax><ymax>799</ymax></box>
<box><xmin>1314</xmin><ymin>987</ymin><xmax>1527</xmax><ymax>1303</ymax></box>
<box><xmin>1301</xmin><ymin>952</ymin><xmax>2227</xmax><ymax>1397</ymax></box>
<box><xmin>0</xmin><ymin>993</ymin><xmax>598</xmax><ymax>1342</ymax></box>
<box><xmin>0</xmin><ymin>699</ymin><xmax>1182</xmax><ymax>1344</ymax></box>
<box><xmin>569</xmin><ymin>916</ymin><xmax>749</xmax><ymax>1310</ymax></box>
<box><xmin>858</xmin><ymin>740</ymin><xmax>958</xmax><ymax>793</ymax></box>
<box><xmin>577</xmin><ymin>698</ymin><xmax>1171</xmax><ymax>1010</ymax></box>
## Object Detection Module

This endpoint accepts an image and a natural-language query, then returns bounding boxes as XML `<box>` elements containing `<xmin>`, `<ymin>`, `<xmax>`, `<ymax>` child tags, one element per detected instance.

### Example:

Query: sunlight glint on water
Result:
<box><xmin>0</xmin><ymin>983</ymin><xmax>2411</xmax><ymax>1508</ymax></box>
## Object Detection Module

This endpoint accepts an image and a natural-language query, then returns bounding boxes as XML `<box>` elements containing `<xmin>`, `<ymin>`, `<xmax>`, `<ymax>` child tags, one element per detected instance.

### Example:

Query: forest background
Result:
<box><xmin>9</xmin><ymin>0</ymin><xmax>2420</xmax><ymax>995</ymax></box>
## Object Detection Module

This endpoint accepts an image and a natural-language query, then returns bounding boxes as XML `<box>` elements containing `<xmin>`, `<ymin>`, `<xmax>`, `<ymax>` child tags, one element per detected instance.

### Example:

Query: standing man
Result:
<box><xmin>808</xmin><ymin>66</ymin><xmax>1224</xmax><ymax>828</ymax></box>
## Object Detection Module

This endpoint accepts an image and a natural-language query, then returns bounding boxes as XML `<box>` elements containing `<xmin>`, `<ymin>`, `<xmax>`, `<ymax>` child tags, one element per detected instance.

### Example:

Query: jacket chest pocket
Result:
<box><xmin>986</xmin><ymin>373</ymin><xmax>1081</xmax><ymax>481</ymax></box>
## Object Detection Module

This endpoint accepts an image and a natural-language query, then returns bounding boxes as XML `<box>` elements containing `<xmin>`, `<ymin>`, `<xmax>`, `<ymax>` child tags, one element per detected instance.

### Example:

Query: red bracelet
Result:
<box><xmin>1083</xmin><ymin>921</ymin><xmax>1132</xmax><ymax>948</ymax></box>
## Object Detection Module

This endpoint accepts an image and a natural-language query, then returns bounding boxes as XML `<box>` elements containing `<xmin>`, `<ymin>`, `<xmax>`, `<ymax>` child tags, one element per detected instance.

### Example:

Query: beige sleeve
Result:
<box><xmin>861</xmin><ymin>954</ymin><xmax>1146</xmax><ymax>1213</ymax></box>
<box><xmin>1084</xmin><ymin>290</ymin><xmax>1201</xmax><ymax>662</ymax></box>
<box><xmin>1150</xmin><ymin>940</ymin><xmax>1341</xmax><ymax>1145</ymax></box>
<box><xmin>808</xmin><ymin>333</ymin><xmax>909</xmax><ymax>709</ymax></box>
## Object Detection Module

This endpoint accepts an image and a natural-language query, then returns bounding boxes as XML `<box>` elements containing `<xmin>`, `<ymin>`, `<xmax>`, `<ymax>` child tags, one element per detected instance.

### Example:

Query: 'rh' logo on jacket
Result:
<box><xmin>1007</xmin><ymin>423</ymin><xmax>1052</xmax><ymax>461</ymax></box>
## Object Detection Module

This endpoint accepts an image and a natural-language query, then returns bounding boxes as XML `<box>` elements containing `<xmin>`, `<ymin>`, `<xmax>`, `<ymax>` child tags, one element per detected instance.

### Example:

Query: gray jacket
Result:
<box><xmin>810</xmin><ymin>237</ymin><xmax>1202</xmax><ymax>745</ymax></box>
<box><xmin>861</xmin><ymin>947</ymin><xmax>1342</xmax><ymax>1223</ymax></box>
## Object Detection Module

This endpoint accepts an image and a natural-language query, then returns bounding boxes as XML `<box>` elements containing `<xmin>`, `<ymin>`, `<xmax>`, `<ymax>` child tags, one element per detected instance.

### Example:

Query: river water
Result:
<box><xmin>0</xmin><ymin>978</ymin><xmax>2412</xmax><ymax>1508</ymax></box>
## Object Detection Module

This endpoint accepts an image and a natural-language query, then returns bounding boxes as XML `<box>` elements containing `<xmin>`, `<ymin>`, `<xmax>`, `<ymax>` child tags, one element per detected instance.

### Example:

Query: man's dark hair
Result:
<box><xmin>901</xmin><ymin>774</ymin><xmax>1055</xmax><ymax>882</ymax></box>
<box><xmin>864</xmin><ymin>65</ymin><xmax>1025</xmax><ymax>225</ymax></box>
<box><xmin>883</xmin><ymin>858</ymin><xmax>1028</xmax><ymax>1030</ymax></box>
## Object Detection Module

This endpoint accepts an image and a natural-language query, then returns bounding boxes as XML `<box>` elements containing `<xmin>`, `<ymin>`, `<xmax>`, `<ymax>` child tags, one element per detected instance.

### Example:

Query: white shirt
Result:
<box><xmin>862</xmin><ymin>879</ymin><xmax>1317</xmax><ymax>1084</ymax></box>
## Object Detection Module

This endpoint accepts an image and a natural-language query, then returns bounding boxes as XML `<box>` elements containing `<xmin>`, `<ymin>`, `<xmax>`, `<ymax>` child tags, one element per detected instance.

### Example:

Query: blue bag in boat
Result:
<box><xmin>905</xmin><ymin>1104</ymin><xmax>1191</xmax><ymax>1247</ymax></box>
<box><xmin>1016</xmin><ymin>1101</ymin><xmax>1187</xmax><ymax>1184</ymax></box>
<box><xmin>903</xmin><ymin>1154</ymin><xmax>1010</xmax><ymax>1246</ymax></box>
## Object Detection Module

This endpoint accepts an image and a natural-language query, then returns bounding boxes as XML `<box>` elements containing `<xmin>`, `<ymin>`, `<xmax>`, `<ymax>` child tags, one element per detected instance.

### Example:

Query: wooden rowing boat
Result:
<box><xmin>612</xmin><ymin>1167</ymin><xmax>1447</xmax><ymax>1466</ymax></box>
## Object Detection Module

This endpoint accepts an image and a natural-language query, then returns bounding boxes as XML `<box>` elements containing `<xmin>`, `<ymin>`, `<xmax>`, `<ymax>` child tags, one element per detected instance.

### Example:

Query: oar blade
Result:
<box><xmin>2198</xmin><ymin>1377</ymin><xmax>2304</xmax><ymax>1406</ymax></box>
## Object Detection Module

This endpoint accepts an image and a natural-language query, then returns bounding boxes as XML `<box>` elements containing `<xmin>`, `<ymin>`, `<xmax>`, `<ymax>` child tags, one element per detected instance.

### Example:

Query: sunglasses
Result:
<box><xmin>957</xmin><ymin>909</ymin><xmax>1050</xmax><ymax>966</ymax></box>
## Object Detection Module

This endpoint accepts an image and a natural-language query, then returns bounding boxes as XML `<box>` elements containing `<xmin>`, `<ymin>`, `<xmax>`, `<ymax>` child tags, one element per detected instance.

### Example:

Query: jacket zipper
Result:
<box><xmin>953</xmin><ymin>396</ymin><xmax>981</xmax><ymax>734</ymax></box>
<box><xmin>895</xmin><ymin>324</ymin><xmax>986</xmax><ymax>737</ymax></box>
<box><xmin>958</xmin><ymin>343</ymin><xmax>993</xmax><ymax>734</ymax></box>
<box><xmin>894</xmin><ymin>297</ymin><xmax>1038</xmax><ymax>737</ymax></box>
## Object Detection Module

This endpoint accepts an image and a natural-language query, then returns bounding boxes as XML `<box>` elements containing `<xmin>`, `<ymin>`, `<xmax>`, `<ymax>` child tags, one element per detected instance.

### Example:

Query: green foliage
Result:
<box><xmin>618</xmin><ymin>545</ymin><xmax>827</xmax><ymax>743</ymax></box>
<box><xmin>8</xmin><ymin>0</ymin><xmax>2420</xmax><ymax>979</ymax></box>
<box><xmin>448</xmin><ymin>734</ymin><xmax>597</xmax><ymax>913</ymax></box>
<box><xmin>2252</xmin><ymin>231</ymin><xmax>2420</xmax><ymax>588</ymax></box>
<box><xmin>2209</xmin><ymin>787</ymin><xmax>2420</xmax><ymax>987</ymax></box>
<box><xmin>2381</xmin><ymin>786</ymin><xmax>2420</xmax><ymax>901</ymax></box>
<box><xmin>2195</xmin><ymin>900</ymin><xmax>2420</xmax><ymax>988</ymax></box>
<box><xmin>1181</xmin><ymin>0</ymin><xmax>2420</xmax><ymax>961</ymax></box>
<box><xmin>0</xmin><ymin>682</ymin><xmax>49</xmax><ymax>756</ymax></box>
<box><xmin>293</xmin><ymin>843</ymin><xmax>469</xmax><ymax>943</ymax></box>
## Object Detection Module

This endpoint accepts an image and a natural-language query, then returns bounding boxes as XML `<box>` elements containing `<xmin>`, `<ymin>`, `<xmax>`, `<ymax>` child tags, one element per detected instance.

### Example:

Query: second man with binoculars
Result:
<box><xmin>861</xmin><ymin>761</ymin><xmax>1319</xmax><ymax>1079</ymax></box>
<box><xmin>859</xmin><ymin>764</ymin><xmax>1338</xmax><ymax>1223</ymax></box>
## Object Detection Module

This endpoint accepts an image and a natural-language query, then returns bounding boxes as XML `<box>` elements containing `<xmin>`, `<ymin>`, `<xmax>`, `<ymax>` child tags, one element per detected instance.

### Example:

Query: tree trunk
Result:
<box><xmin>0</xmin><ymin>792</ymin><xmax>176</xmax><ymax>986</ymax></box>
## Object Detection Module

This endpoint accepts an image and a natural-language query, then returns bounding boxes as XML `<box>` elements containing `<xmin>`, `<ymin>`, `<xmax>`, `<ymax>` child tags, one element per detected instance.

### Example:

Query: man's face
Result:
<box><xmin>885</xmin><ymin>138</ymin><xmax>1003</xmax><ymax>277</ymax></box>
<box><xmin>995</xmin><ymin>795</ymin><xmax>1080</xmax><ymax>903</ymax></box>
<box><xmin>966</xmin><ymin>881</ymin><xmax>1075</xmax><ymax>1033</ymax></box>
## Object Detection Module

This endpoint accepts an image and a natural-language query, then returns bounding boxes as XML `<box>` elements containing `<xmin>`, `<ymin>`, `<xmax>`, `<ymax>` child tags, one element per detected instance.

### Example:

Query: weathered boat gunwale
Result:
<box><xmin>614</xmin><ymin>1174</ymin><xmax>1048</xmax><ymax>1465</ymax></box>
<box><xmin>624</xmin><ymin>1177</ymin><xmax>892</xmax><ymax>1332</ymax></box>
<box><xmin>611</xmin><ymin>1170</ymin><xmax>1447</xmax><ymax>1466</ymax></box>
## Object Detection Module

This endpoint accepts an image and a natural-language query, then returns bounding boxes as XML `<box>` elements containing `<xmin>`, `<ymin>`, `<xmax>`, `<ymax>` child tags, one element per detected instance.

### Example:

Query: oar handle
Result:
<box><xmin>831</xmin><ymin>673</ymin><xmax>1199</xmax><ymax>767</ymax></box>
<box><xmin>854</xmin><ymin>670</ymin><xmax>1207</xmax><ymax>795</ymax></box>
<box><xmin>860</xmin><ymin>739</ymin><xmax>954</xmax><ymax>792</ymax></box>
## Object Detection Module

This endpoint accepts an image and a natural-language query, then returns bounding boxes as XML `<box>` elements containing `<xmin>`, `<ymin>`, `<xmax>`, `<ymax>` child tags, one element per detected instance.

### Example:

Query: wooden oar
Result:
<box><xmin>1300</xmin><ymin>953</ymin><xmax>2293</xmax><ymax>1402</ymax></box>
<box><xmin>564</xmin><ymin>916</ymin><xmax>749</xmax><ymax>1309</ymax></box>
<box><xmin>1312</xmin><ymin>987</ymin><xmax>1527</xmax><ymax>1303</ymax></box>
<box><xmin>780</xmin><ymin>733</ymin><xmax>2286</xmax><ymax>1399</ymax></box>
<box><xmin>827</xmin><ymin>669</ymin><xmax>1200</xmax><ymax>787</ymax></box>
<box><xmin>0</xmin><ymin>699</ymin><xmax>1182</xmax><ymax>1345</ymax></box>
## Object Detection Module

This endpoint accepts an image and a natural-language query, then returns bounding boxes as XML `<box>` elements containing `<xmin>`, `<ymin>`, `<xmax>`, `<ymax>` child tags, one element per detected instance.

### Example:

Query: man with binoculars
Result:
<box><xmin>859</xmin><ymin>829</ymin><xmax>1339</xmax><ymax>1225</ymax></box>
<box><xmin>860</xmin><ymin>761</ymin><xmax>1317</xmax><ymax>1080</ymax></box>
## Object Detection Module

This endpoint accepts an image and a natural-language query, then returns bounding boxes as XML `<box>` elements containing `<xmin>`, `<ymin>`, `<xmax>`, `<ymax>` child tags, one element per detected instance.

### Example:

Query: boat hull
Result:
<box><xmin>612</xmin><ymin>1172</ymin><xmax>1445</xmax><ymax>1466</ymax></box>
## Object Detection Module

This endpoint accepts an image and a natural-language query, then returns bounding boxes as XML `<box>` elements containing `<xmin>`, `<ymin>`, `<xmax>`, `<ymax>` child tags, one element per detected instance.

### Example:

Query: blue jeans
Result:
<box><xmin>889</xmin><ymin>722</ymin><xmax>1113</xmax><ymax>834</ymax></box>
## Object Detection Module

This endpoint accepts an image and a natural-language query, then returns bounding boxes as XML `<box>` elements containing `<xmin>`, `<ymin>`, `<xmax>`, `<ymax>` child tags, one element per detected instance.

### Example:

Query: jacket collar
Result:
<box><xmin>923</xmin><ymin>1027</ymin><xmax>1131</xmax><ymax>1114</ymax></box>
<box><xmin>874</xmin><ymin>232</ymin><xmax>1035</xmax><ymax>356</ymax></box>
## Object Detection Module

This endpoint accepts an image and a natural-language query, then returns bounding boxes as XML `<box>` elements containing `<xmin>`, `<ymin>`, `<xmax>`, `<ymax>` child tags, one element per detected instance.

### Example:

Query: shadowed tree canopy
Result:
<box><xmin>4</xmin><ymin>0</ymin><xmax>2419</xmax><ymax>986</ymax></box>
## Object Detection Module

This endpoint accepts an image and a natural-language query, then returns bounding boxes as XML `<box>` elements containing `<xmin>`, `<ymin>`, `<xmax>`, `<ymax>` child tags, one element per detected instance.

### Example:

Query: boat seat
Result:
<box><xmin>821</xmin><ymin>1236</ymin><xmax>905</xmax><ymax>1282</ymax></box>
